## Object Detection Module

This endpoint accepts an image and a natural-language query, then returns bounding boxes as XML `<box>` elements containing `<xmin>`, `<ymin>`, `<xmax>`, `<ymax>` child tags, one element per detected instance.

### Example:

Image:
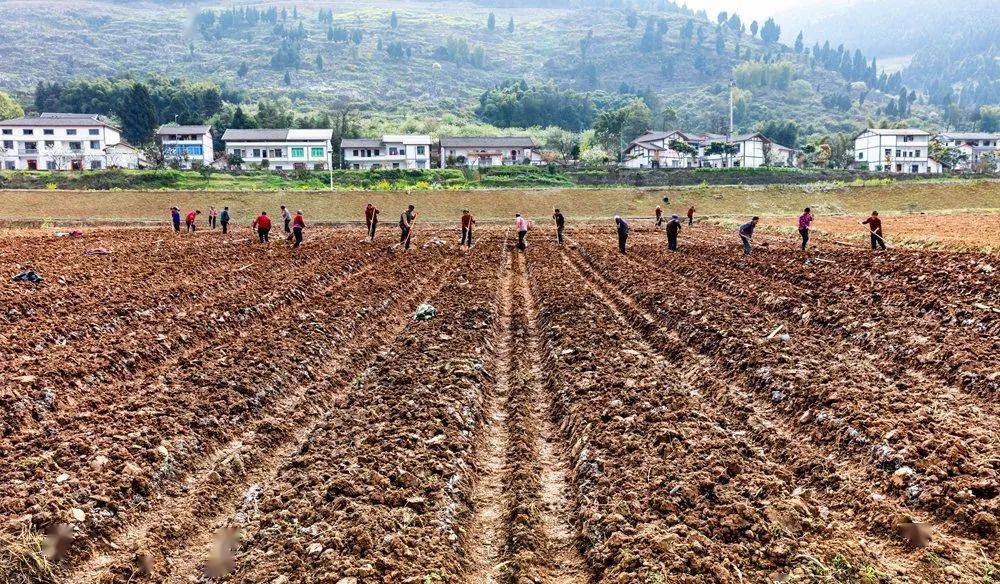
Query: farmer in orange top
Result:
<box><xmin>460</xmin><ymin>209</ymin><xmax>475</xmax><ymax>247</ymax></box>
<box><xmin>292</xmin><ymin>210</ymin><xmax>305</xmax><ymax>248</ymax></box>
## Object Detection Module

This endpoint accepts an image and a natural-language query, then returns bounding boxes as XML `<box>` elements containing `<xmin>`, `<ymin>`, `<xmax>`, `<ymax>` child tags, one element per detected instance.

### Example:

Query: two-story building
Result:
<box><xmin>156</xmin><ymin>124</ymin><xmax>214</xmax><ymax>168</ymax></box>
<box><xmin>854</xmin><ymin>128</ymin><xmax>936</xmax><ymax>173</ymax></box>
<box><xmin>340</xmin><ymin>135</ymin><xmax>432</xmax><ymax>170</ymax></box>
<box><xmin>934</xmin><ymin>132</ymin><xmax>1000</xmax><ymax>171</ymax></box>
<box><xmin>222</xmin><ymin>129</ymin><xmax>333</xmax><ymax>170</ymax></box>
<box><xmin>624</xmin><ymin>130</ymin><xmax>794</xmax><ymax>169</ymax></box>
<box><xmin>0</xmin><ymin>112</ymin><xmax>138</xmax><ymax>170</ymax></box>
<box><xmin>439</xmin><ymin>136</ymin><xmax>540</xmax><ymax>167</ymax></box>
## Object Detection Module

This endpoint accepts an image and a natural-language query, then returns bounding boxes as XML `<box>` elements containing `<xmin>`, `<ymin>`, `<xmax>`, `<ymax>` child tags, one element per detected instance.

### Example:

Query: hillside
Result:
<box><xmin>0</xmin><ymin>0</ymin><xmax>948</xmax><ymax>142</ymax></box>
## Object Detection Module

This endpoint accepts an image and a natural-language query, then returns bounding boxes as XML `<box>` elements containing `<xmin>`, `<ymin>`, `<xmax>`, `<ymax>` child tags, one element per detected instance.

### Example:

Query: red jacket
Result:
<box><xmin>185</xmin><ymin>212</ymin><xmax>197</xmax><ymax>223</ymax></box>
<box><xmin>253</xmin><ymin>215</ymin><xmax>272</xmax><ymax>230</ymax></box>
<box><xmin>293</xmin><ymin>214</ymin><xmax>305</xmax><ymax>228</ymax></box>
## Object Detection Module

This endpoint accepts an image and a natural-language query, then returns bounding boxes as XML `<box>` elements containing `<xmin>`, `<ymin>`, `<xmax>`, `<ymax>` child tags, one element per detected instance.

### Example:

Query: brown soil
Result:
<box><xmin>1</xmin><ymin>222</ymin><xmax>996</xmax><ymax>583</ymax></box>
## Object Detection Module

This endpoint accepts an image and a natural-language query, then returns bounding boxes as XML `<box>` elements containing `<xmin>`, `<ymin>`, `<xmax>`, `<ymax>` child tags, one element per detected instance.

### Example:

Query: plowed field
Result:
<box><xmin>2</xmin><ymin>223</ymin><xmax>997</xmax><ymax>584</ymax></box>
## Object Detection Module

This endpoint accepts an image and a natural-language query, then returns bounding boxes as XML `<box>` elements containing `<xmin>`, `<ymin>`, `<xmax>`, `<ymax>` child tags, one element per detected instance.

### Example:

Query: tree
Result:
<box><xmin>230</xmin><ymin>106</ymin><xmax>255</xmax><ymax>129</ymax></box>
<box><xmin>794</xmin><ymin>31</ymin><xmax>804</xmax><ymax>53</ymax></box>
<box><xmin>283</xmin><ymin>71</ymin><xmax>292</xmax><ymax>85</ymax></box>
<box><xmin>507</xmin><ymin>16</ymin><xmax>514</xmax><ymax>33</ymax></box>
<box><xmin>593</xmin><ymin>100</ymin><xmax>652</xmax><ymax>159</ymax></box>
<box><xmin>760</xmin><ymin>18</ymin><xmax>780</xmax><ymax>44</ymax></box>
<box><xmin>580</xmin><ymin>146</ymin><xmax>610</xmax><ymax>165</ymax></box>
<box><xmin>626</xmin><ymin>9</ymin><xmax>637</xmax><ymax>30</ymax></box>
<box><xmin>487</xmin><ymin>12</ymin><xmax>496</xmax><ymax>31</ymax></box>
<box><xmin>0</xmin><ymin>91</ymin><xmax>24</xmax><ymax>121</ymax></box>
<box><xmin>929</xmin><ymin>139</ymin><xmax>968</xmax><ymax>169</ymax></box>
<box><xmin>715</xmin><ymin>29</ymin><xmax>725</xmax><ymax>55</ymax></box>
<box><xmin>237</xmin><ymin>62</ymin><xmax>249</xmax><ymax>77</ymax></box>
<box><xmin>315</xmin><ymin>54</ymin><xmax>324</xmax><ymax>71</ymax></box>
<box><xmin>980</xmin><ymin>105</ymin><xmax>1000</xmax><ymax>132</ymax></box>
<box><xmin>117</xmin><ymin>83</ymin><xmax>158</xmax><ymax>145</ymax></box>
<box><xmin>668</xmin><ymin>139</ymin><xmax>697</xmax><ymax>158</ymax></box>
<box><xmin>749</xmin><ymin>20</ymin><xmax>758</xmax><ymax>38</ymax></box>
<box><xmin>389</xmin><ymin>11</ymin><xmax>398</xmax><ymax>30</ymax></box>
<box><xmin>227</xmin><ymin>151</ymin><xmax>244</xmax><ymax>169</ymax></box>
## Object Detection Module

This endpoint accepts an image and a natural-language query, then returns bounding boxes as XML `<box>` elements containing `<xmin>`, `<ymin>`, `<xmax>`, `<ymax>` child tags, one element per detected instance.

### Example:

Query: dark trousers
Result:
<box><xmin>655</xmin><ymin>216</ymin><xmax>663</xmax><ymax>227</ymax></box>
<box><xmin>618</xmin><ymin>232</ymin><xmax>627</xmax><ymax>254</ymax></box>
<box><xmin>283</xmin><ymin>218</ymin><xmax>291</xmax><ymax>233</ymax></box>
<box><xmin>369</xmin><ymin>221</ymin><xmax>377</xmax><ymax>241</ymax></box>
<box><xmin>461</xmin><ymin>226</ymin><xmax>473</xmax><ymax>246</ymax></box>
<box><xmin>186</xmin><ymin>222</ymin><xmax>195</xmax><ymax>232</ymax></box>
<box><xmin>221</xmin><ymin>221</ymin><xmax>228</xmax><ymax>234</ymax></box>
<box><xmin>209</xmin><ymin>216</ymin><xmax>217</xmax><ymax>229</ymax></box>
<box><xmin>258</xmin><ymin>227</ymin><xmax>270</xmax><ymax>243</ymax></box>
<box><xmin>293</xmin><ymin>226</ymin><xmax>303</xmax><ymax>248</ymax></box>
<box><xmin>172</xmin><ymin>220</ymin><xmax>180</xmax><ymax>232</ymax></box>
<box><xmin>517</xmin><ymin>230</ymin><xmax>527</xmax><ymax>251</ymax></box>
<box><xmin>871</xmin><ymin>232</ymin><xmax>886</xmax><ymax>250</ymax></box>
<box><xmin>556</xmin><ymin>226</ymin><xmax>564</xmax><ymax>244</ymax></box>
<box><xmin>688</xmin><ymin>216</ymin><xmax>693</xmax><ymax>226</ymax></box>
<box><xmin>668</xmin><ymin>233</ymin><xmax>678</xmax><ymax>251</ymax></box>
<box><xmin>799</xmin><ymin>228</ymin><xmax>809</xmax><ymax>251</ymax></box>
<box><xmin>400</xmin><ymin>226</ymin><xmax>411</xmax><ymax>249</ymax></box>
<box><xmin>741</xmin><ymin>235</ymin><xmax>752</xmax><ymax>255</ymax></box>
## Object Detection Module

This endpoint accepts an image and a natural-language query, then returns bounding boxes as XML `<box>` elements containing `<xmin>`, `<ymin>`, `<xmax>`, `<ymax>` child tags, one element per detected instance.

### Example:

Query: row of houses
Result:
<box><xmin>2</xmin><ymin>113</ymin><xmax>998</xmax><ymax>173</ymax></box>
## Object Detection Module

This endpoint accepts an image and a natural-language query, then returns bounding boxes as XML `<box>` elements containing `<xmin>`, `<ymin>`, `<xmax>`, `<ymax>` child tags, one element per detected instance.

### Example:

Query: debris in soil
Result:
<box><xmin>82</xmin><ymin>248</ymin><xmax>111</xmax><ymax>255</ymax></box>
<box><xmin>415</xmin><ymin>303</ymin><xmax>437</xmax><ymax>320</ymax></box>
<box><xmin>11</xmin><ymin>270</ymin><xmax>42</xmax><ymax>283</ymax></box>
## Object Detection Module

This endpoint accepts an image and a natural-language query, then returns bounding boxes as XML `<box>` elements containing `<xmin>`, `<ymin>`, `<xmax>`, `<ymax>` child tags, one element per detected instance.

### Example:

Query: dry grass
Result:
<box><xmin>0</xmin><ymin>526</ymin><xmax>57</xmax><ymax>584</ymax></box>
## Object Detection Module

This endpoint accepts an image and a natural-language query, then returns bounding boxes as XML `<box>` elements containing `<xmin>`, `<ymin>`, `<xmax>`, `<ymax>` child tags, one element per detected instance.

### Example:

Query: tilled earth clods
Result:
<box><xmin>1</xmin><ymin>225</ymin><xmax>996</xmax><ymax>583</ymax></box>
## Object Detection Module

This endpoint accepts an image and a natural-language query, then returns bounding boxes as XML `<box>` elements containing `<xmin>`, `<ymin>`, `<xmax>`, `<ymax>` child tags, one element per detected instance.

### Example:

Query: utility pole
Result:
<box><xmin>728</xmin><ymin>78</ymin><xmax>735</xmax><ymax>140</ymax></box>
<box><xmin>329</xmin><ymin>149</ymin><xmax>334</xmax><ymax>191</ymax></box>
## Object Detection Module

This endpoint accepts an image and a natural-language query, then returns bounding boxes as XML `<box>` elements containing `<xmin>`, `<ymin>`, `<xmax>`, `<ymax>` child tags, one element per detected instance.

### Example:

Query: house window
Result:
<box><xmin>373</xmin><ymin>149</ymin><xmax>380</xmax><ymax>156</ymax></box>
<box><xmin>89</xmin><ymin>129</ymin><xmax>99</xmax><ymax>135</ymax></box>
<box><xmin>272</xmin><ymin>149</ymin><xmax>283</xmax><ymax>157</ymax></box>
<box><xmin>914</xmin><ymin>149</ymin><xmax>921</xmax><ymax>157</ymax></box>
<box><xmin>857</xmin><ymin>152</ymin><xmax>864</xmax><ymax>160</ymax></box>
<box><xmin>43</xmin><ymin>129</ymin><xmax>54</xmax><ymax>135</ymax></box>
<box><xmin>291</xmin><ymin>147</ymin><xmax>304</xmax><ymax>157</ymax></box>
<box><xmin>1</xmin><ymin>129</ymin><xmax>11</xmax><ymax>135</ymax></box>
<box><xmin>352</xmin><ymin>163</ymin><xmax>360</xmax><ymax>169</ymax></box>
<box><xmin>896</xmin><ymin>150</ymin><xmax>901</xmax><ymax>157</ymax></box>
<box><xmin>884</xmin><ymin>149</ymin><xmax>891</xmax><ymax>157</ymax></box>
<box><xmin>392</xmin><ymin>162</ymin><xmax>400</xmax><ymax>168</ymax></box>
<box><xmin>23</xmin><ymin>129</ymin><xmax>33</xmax><ymax>135</ymax></box>
<box><xmin>416</xmin><ymin>146</ymin><xmax>425</xmax><ymax>155</ymax></box>
<box><xmin>352</xmin><ymin>149</ymin><xmax>359</xmax><ymax>157</ymax></box>
<box><xmin>253</xmin><ymin>149</ymin><xmax>261</xmax><ymax>157</ymax></box>
<box><xmin>903</xmin><ymin>135</ymin><xmax>913</xmax><ymax>142</ymax></box>
<box><xmin>66</xmin><ymin>129</ymin><xmax>77</xmax><ymax>135</ymax></box>
<box><xmin>4</xmin><ymin>161</ymin><xmax>14</xmax><ymax>170</ymax></box>
<box><xmin>389</xmin><ymin>147</ymin><xmax>398</xmax><ymax>155</ymax></box>
<box><xmin>69</xmin><ymin>142</ymin><xmax>82</xmax><ymax>151</ymax></box>
<box><xmin>44</xmin><ymin>141</ymin><xmax>55</xmax><ymax>148</ymax></box>
<box><xmin>91</xmin><ymin>160</ymin><xmax>102</xmax><ymax>170</ymax></box>
<box><xmin>90</xmin><ymin>140</ymin><xmax>100</xmax><ymax>149</ymax></box>
<box><xmin>2</xmin><ymin>140</ymin><xmax>12</xmax><ymax>149</ymax></box>
<box><xmin>311</xmin><ymin>147</ymin><xmax>324</xmax><ymax>157</ymax></box>
<box><xmin>47</xmin><ymin>161</ymin><xmax>57</xmax><ymax>170</ymax></box>
<box><xmin>911</xmin><ymin>164</ymin><xmax>919</xmax><ymax>173</ymax></box>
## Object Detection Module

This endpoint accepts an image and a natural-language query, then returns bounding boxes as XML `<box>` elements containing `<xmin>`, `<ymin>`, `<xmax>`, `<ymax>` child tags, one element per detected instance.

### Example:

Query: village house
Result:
<box><xmin>853</xmin><ymin>128</ymin><xmax>937</xmax><ymax>174</ymax></box>
<box><xmin>624</xmin><ymin>130</ymin><xmax>797</xmax><ymax>169</ymax></box>
<box><xmin>934</xmin><ymin>132</ymin><xmax>1000</xmax><ymax>171</ymax></box>
<box><xmin>157</xmin><ymin>124</ymin><xmax>214</xmax><ymax>168</ymax></box>
<box><xmin>222</xmin><ymin>128</ymin><xmax>333</xmax><ymax>170</ymax></box>
<box><xmin>0</xmin><ymin>113</ymin><xmax>141</xmax><ymax>170</ymax></box>
<box><xmin>340</xmin><ymin>135</ymin><xmax>432</xmax><ymax>170</ymax></box>
<box><xmin>439</xmin><ymin>136</ymin><xmax>540</xmax><ymax>167</ymax></box>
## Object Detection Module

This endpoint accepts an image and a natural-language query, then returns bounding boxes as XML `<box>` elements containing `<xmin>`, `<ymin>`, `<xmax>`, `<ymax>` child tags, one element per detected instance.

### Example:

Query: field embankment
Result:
<box><xmin>0</xmin><ymin>179</ymin><xmax>997</xmax><ymax>227</ymax></box>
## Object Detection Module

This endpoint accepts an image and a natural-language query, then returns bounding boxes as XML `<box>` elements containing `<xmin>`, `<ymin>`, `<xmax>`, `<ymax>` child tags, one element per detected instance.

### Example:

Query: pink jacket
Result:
<box><xmin>516</xmin><ymin>217</ymin><xmax>528</xmax><ymax>231</ymax></box>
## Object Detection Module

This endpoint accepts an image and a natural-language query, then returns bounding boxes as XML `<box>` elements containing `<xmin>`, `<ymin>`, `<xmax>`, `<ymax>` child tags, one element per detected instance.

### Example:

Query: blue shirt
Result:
<box><xmin>739</xmin><ymin>221</ymin><xmax>755</xmax><ymax>237</ymax></box>
<box><xmin>171</xmin><ymin>209</ymin><xmax>180</xmax><ymax>222</ymax></box>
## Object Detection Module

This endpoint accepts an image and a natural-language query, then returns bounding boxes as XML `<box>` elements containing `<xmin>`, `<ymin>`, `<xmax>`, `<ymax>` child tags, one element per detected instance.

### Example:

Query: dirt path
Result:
<box><xmin>465</xmin><ymin>249</ymin><xmax>515</xmax><ymax>584</ymax></box>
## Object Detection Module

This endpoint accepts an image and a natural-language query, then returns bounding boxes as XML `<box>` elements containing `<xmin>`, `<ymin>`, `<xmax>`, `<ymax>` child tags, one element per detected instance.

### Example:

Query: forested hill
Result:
<box><xmin>0</xmin><ymin>0</ymin><xmax>977</xmax><ymax>139</ymax></box>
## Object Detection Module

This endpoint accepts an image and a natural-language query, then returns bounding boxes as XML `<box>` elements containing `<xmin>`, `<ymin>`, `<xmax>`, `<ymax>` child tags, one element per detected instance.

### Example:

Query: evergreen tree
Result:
<box><xmin>283</xmin><ymin>71</ymin><xmax>292</xmax><ymax>85</ymax></box>
<box><xmin>487</xmin><ymin>12</ymin><xmax>496</xmax><ymax>31</ymax></box>
<box><xmin>117</xmin><ymin>83</ymin><xmax>158</xmax><ymax>145</ymax></box>
<box><xmin>794</xmin><ymin>31</ymin><xmax>804</xmax><ymax>53</ymax></box>
<box><xmin>715</xmin><ymin>28</ymin><xmax>724</xmax><ymax>55</ymax></box>
<box><xmin>390</xmin><ymin>11</ymin><xmax>398</xmax><ymax>30</ymax></box>
<box><xmin>749</xmin><ymin>20</ymin><xmax>758</xmax><ymax>38</ymax></box>
<box><xmin>507</xmin><ymin>16</ymin><xmax>514</xmax><ymax>33</ymax></box>
<box><xmin>237</xmin><ymin>61</ymin><xmax>249</xmax><ymax>77</ymax></box>
<box><xmin>315</xmin><ymin>54</ymin><xmax>324</xmax><ymax>71</ymax></box>
<box><xmin>760</xmin><ymin>18</ymin><xmax>781</xmax><ymax>44</ymax></box>
<box><xmin>230</xmin><ymin>106</ymin><xmax>254</xmax><ymax>129</ymax></box>
<box><xmin>626</xmin><ymin>9</ymin><xmax>637</xmax><ymax>30</ymax></box>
